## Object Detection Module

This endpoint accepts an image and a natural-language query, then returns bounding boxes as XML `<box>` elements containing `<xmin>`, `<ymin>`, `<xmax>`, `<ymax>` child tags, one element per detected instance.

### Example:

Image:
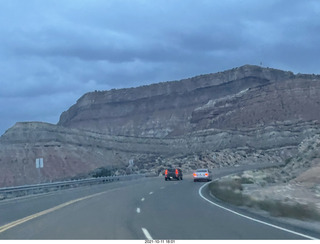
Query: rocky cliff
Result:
<box><xmin>58</xmin><ymin>65</ymin><xmax>297</xmax><ymax>137</ymax></box>
<box><xmin>1</xmin><ymin>65</ymin><xmax>320</xmax><ymax>187</ymax></box>
<box><xmin>192</xmin><ymin>77</ymin><xmax>320</xmax><ymax>130</ymax></box>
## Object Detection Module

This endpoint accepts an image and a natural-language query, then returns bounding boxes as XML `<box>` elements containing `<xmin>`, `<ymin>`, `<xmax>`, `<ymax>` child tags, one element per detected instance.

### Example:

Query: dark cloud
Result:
<box><xmin>0</xmin><ymin>0</ymin><xmax>320</xmax><ymax>135</ymax></box>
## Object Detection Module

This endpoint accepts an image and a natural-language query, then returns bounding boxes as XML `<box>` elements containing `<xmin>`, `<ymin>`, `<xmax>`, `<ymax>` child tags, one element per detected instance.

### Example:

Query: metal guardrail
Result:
<box><xmin>0</xmin><ymin>174</ymin><xmax>148</xmax><ymax>200</ymax></box>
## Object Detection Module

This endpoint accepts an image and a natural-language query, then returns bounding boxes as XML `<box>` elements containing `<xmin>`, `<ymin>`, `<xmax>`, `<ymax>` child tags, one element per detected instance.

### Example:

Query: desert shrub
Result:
<box><xmin>240</xmin><ymin>177</ymin><xmax>254</xmax><ymax>184</ymax></box>
<box><xmin>92</xmin><ymin>167</ymin><xmax>113</xmax><ymax>177</ymax></box>
<box><xmin>256</xmin><ymin>200</ymin><xmax>320</xmax><ymax>221</ymax></box>
<box><xmin>263</xmin><ymin>176</ymin><xmax>276</xmax><ymax>184</ymax></box>
<box><xmin>209</xmin><ymin>180</ymin><xmax>320</xmax><ymax>221</ymax></box>
<box><xmin>209</xmin><ymin>180</ymin><xmax>244</xmax><ymax>206</ymax></box>
<box><xmin>284</xmin><ymin>157</ymin><xmax>292</xmax><ymax>165</ymax></box>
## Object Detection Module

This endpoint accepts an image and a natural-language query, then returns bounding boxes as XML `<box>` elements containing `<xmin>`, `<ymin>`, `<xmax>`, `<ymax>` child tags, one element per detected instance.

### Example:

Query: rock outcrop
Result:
<box><xmin>192</xmin><ymin>77</ymin><xmax>320</xmax><ymax>130</ymax></box>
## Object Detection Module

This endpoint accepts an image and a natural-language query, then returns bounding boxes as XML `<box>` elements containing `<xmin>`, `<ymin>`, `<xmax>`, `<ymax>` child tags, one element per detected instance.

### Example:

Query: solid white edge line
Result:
<box><xmin>198</xmin><ymin>181</ymin><xmax>318</xmax><ymax>240</ymax></box>
<box><xmin>142</xmin><ymin>227</ymin><xmax>153</xmax><ymax>240</ymax></box>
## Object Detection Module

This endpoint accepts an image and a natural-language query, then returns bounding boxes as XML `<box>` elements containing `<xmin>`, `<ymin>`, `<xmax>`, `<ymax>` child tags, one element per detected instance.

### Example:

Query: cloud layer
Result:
<box><xmin>0</xmin><ymin>0</ymin><xmax>319</xmax><ymax>135</ymax></box>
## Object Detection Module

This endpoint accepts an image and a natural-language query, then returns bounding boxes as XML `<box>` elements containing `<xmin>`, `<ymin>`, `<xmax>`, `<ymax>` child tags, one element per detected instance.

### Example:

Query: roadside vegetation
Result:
<box><xmin>209</xmin><ymin>175</ymin><xmax>320</xmax><ymax>221</ymax></box>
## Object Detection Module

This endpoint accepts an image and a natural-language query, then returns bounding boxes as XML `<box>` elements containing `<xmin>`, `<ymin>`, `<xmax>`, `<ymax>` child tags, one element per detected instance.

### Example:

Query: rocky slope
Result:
<box><xmin>1</xmin><ymin>65</ymin><xmax>320</xmax><ymax>187</ymax></box>
<box><xmin>210</xmin><ymin>133</ymin><xmax>320</xmax><ymax>225</ymax></box>
<box><xmin>242</xmin><ymin>133</ymin><xmax>320</xmax><ymax>207</ymax></box>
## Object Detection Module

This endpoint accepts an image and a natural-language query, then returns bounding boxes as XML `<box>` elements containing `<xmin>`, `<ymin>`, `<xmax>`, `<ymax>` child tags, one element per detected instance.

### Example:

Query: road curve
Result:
<box><xmin>0</xmin><ymin>168</ymin><xmax>319</xmax><ymax>240</ymax></box>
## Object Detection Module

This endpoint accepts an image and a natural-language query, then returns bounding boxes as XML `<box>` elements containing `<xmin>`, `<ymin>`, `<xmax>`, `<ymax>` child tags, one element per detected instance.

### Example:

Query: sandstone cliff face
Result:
<box><xmin>1</xmin><ymin>65</ymin><xmax>320</xmax><ymax>187</ymax></box>
<box><xmin>58</xmin><ymin>65</ymin><xmax>296</xmax><ymax>137</ymax></box>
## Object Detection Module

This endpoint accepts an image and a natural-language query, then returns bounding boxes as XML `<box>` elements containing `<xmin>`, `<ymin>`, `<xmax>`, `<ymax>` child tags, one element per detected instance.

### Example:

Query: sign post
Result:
<box><xmin>36</xmin><ymin>158</ymin><xmax>44</xmax><ymax>183</ymax></box>
<box><xmin>129</xmin><ymin>159</ymin><xmax>134</xmax><ymax>166</ymax></box>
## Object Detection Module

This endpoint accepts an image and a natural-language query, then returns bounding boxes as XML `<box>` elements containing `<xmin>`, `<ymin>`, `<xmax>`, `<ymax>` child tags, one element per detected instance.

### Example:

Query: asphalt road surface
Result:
<box><xmin>0</xmin><ymin>167</ymin><xmax>319</xmax><ymax>240</ymax></box>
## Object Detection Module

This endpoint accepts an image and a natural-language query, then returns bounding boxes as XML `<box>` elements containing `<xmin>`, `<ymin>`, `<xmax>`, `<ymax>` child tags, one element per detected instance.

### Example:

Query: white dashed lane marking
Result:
<box><xmin>142</xmin><ymin>227</ymin><xmax>153</xmax><ymax>240</ymax></box>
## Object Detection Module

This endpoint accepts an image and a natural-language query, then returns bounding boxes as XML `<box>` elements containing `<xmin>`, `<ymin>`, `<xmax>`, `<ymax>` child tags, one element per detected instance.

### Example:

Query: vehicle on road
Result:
<box><xmin>165</xmin><ymin>168</ymin><xmax>183</xmax><ymax>181</ymax></box>
<box><xmin>193</xmin><ymin>168</ymin><xmax>212</xmax><ymax>182</ymax></box>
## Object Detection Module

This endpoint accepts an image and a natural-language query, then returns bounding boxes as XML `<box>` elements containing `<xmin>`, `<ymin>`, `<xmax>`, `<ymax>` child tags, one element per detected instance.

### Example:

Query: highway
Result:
<box><xmin>0</xmin><ymin>167</ymin><xmax>319</xmax><ymax>240</ymax></box>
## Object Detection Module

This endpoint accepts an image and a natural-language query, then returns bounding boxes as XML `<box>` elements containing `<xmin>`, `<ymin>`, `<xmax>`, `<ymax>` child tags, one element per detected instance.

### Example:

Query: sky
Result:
<box><xmin>0</xmin><ymin>0</ymin><xmax>320</xmax><ymax>136</ymax></box>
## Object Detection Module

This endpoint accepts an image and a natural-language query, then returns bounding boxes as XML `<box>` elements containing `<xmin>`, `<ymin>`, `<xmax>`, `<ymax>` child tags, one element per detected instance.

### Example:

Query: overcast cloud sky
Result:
<box><xmin>0</xmin><ymin>0</ymin><xmax>320</xmax><ymax>135</ymax></box>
